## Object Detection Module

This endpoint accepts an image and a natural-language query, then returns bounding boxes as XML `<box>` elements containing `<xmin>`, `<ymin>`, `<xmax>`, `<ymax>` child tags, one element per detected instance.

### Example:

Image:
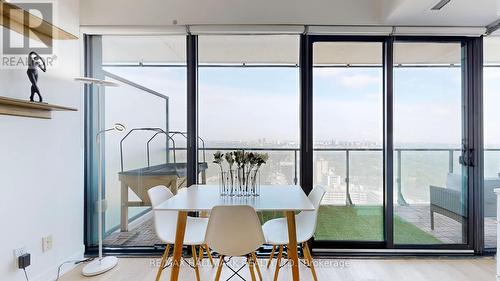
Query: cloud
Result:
<box><xmin>197</xmin><ymin>81</ymin><xmax>299</xmax><ymax>141</ymax></box>
<box><xmin>314</xmin><ymin>68</ymin><xmax>343</xmax><ymax>77</ymax></box>
<box><xmin>340</xmin><ymin>73</ymin><xmax>380</xmax><ymax>89</ymax></box>
<box><xmin>314</xmin><ymin>68</ymin><xmax>381</xmax><ymax>90</ymax></box>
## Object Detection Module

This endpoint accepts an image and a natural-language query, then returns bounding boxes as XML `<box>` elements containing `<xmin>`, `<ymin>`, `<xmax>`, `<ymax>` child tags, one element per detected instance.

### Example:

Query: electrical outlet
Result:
<box><xmin>13</xmin><ymin>247</ymin><xmax>26</xmax><ymax>258</ymax></box>
<box><xmin>42</xmin><ymin>235</ymin><xmax>53</xmax><ymax>252</ymax></box>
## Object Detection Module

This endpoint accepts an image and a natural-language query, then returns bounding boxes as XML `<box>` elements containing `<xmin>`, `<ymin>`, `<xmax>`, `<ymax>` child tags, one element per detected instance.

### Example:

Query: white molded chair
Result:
<box><xmin>205</xmin><ymin>205</ymin><xmax>265</xmax><ymax>281</ymax></box>
<box><xmin>148</xmin><ymin>185</ymin><xmax>214</xmax><ymax>281</ymax></box>
<box><xmin>262</xmin><ymin>186</ymin><xmax>326</xmax><ymax>281</ymax></box>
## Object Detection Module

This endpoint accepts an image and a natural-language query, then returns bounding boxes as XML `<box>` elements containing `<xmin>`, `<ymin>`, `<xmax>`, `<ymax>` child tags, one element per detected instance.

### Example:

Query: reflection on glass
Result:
<box><xmin>94</xmin><ymin>36</ymin><xmax>187</xmax><ymax>248</ymax></box>
<box><xmin>198</xmin><ymin>35</ymin><xmax>300</xmax><ymax>187</ymax></box>
<box><xmin>394</xmin><ymin>42</ymin><xmax>466</xmax><ymax>245</ymax></box>
<box><xmin>313</xmin><ymin>42</ymin><xmax>384</xmax><ymax>241</ymax></box>
<box><xmin>198</xmin><ymin>35</ymin><xmax>300</xmax><ymax>224</ymax></box>
<box><xmin>483</xmin><ymin>38</ymin><xmax>500</xmax><ymax>248</ymax></box>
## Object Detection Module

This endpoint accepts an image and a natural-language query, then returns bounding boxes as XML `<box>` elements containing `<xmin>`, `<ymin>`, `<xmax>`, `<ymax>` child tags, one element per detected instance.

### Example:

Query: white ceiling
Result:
<box><xmin>383</xmin><ymin>0</ymin><xmax>499</xmax><ymax>27</ymax></box>
<box><xmin>81</xmin><ymin>0</ymin><xmax>500</xmax><ymax>27</ymax></box>
<box><xmin>94</xmin><ymin>0</ymin><xmax>500</xmax><ymax>65</ymax></box>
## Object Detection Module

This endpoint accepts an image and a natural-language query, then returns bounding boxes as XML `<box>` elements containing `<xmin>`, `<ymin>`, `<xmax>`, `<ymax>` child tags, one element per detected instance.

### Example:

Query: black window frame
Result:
<box><xmin>83</xmin><ymin>33</ymin><xmax>485</xmax><ymax>256</ymax></box>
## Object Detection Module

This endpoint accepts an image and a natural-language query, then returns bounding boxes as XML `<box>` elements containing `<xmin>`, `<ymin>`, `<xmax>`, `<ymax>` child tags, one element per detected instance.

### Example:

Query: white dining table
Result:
<box><xmin>155</xmin><ymin>184</ymin><xmax>315</xmax><ymax>281</ymax></box>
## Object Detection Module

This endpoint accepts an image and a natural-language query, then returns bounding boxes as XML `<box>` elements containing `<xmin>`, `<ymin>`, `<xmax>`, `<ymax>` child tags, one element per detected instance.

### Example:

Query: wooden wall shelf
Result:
<box><xmin>0</xmin><ymin>96</ymin><xmax>77</xmax><ymax>119</ymax></box>
<box><xmin>0</xmin><ymin>0</ymin><xmax>78</xmax><ymax>46</ymax></box>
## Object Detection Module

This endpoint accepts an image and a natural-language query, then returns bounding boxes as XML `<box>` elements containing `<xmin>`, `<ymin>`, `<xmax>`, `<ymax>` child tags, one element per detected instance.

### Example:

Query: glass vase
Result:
<box><xmin>249</xmin><ymin>169</ymin><xmax>260</xmax><ymax>196</ymax></box>
<box><xmin>227</xmin><ymin>169</ymin><xmax>236</xmax><ymax>196</ymax></box>
<box><xmin>244</xmin><ymin>168</ymin><xmax>253</xmax><ymax>196</ymax></box>
<box><xmin>219</xmin><ymin>171</ymin><xmax>227</xmax><ymax>196</ymax></box>
<box><xmin>236</xmin><ymin>167</ymin><xmax>245</xmax><ymax>196</ymax></box>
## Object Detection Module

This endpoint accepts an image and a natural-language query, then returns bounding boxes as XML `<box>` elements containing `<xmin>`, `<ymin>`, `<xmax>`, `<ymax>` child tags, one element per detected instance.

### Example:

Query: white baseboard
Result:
<box><xmin>32</xmin><ymin>244</ymin><xmax>85</xmax><ymax>281</ymax></box>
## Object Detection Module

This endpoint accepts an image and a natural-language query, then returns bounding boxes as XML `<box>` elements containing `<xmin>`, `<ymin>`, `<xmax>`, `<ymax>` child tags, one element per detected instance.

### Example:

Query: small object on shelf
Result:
<box><xmin>0</xmin><ymin>96</ymin><xmax>76</xmax><ymax>119</ymax></box>
<box><xmin>27</xmin><ymin>52</ymin><xmax>46</xmax><ymax>103</ymax></box>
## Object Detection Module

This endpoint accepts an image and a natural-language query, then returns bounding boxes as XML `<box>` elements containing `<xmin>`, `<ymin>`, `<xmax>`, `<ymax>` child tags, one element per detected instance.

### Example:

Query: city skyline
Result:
<box><xmin>104</xmin><ymin>65</ymin><xmax>500</xmax><ymax>147</ymax></box>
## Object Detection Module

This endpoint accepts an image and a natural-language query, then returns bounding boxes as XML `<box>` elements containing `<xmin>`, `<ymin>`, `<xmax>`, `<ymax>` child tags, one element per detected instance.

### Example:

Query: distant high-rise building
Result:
<box><xmin>315</xmin><ymin>159</ymin><xmax>329</xmax><ymax>185</ymax></box>
<box><xmin>327</xmin><ymin>169</ymin><xmax>341</xmax><ymax>187</ymax></box>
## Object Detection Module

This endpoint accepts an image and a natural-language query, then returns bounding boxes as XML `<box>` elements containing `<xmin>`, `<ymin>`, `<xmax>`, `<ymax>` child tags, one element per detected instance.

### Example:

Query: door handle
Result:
<box><xmin>459</xmin><ymin>148</ymin><xmax>474</xmax><ymax>167</ymax></box>
<box><xmin>459</xmin><ymin>155</ymin><xmax>466</xmax><ymax>166</ymax></box>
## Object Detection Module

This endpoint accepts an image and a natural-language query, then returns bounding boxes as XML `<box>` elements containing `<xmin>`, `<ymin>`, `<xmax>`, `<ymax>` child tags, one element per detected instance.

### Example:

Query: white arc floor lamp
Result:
<box><xmin>75</xmin><ymin>77</ymin><xmax>125</xmax><ymax>276</ymax></box>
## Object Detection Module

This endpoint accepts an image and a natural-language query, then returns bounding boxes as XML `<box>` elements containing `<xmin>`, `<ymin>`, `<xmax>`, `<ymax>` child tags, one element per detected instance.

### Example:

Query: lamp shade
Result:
<box><xmin>74</xmin><ymin>77</ymin><xmax>119</xmax><ymax>87</ymax></box>
<box><xmin>113</xmin><ymin>123</ymin><xmax>126</xmax><ymax>132</ymax></box>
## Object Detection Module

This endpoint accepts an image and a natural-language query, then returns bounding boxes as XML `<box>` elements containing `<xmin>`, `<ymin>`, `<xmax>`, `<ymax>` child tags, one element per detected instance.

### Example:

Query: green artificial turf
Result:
<box><xmin>260</xmin><ymin>205</ymin><xmax>442</xmax><ymax>244</ymax></box>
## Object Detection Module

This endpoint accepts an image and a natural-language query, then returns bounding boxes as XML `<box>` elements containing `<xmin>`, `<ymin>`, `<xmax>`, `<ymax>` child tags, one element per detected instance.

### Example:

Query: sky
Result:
<box><xmin>103</xmin><ymin>65</ymin><xmax>500</xmax><ymax>148</ymax></box>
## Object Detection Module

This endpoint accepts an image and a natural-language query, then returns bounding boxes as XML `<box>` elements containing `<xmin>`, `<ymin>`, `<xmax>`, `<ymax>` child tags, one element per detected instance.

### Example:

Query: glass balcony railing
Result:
<box><xmin>198</xmin><ymin>147</ymin><xmax>500</xmax><ymax>205</ymax></box>
<box><xmin>102</xmin><ymin>145</ymin><xmax>500</xmax><ymax>246</ymax></box>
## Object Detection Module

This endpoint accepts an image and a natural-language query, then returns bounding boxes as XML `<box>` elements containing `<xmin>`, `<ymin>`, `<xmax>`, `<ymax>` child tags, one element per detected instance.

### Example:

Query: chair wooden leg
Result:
<box><xmin>155</xmin><ymin>244</ymin><xmax>171</xmax><ymax>281</ymax></box>
<box><xmin>267</xmin><ymin>245</ymin><xmax>276</xmax><ymax>268</ymax></box>
<box><xmin>248</xmin><ymin>255</ymin><xmax>257</xmax><ymax>281</ymax></box>
<box><xmin>285</xmin><ymin>211</ymin><xmax>299</xmax><ymax>281</ymax></box>
<box><xmin>191</xmin><ymin>245</ymin><xmax>201</xmax><ymax>281</ymax></box>
<box><xmin>273</xmin><ymin>246</ymin><xmax>284</xmax><ymax>281</ymax></box>
<box><xmin>215</xmin><ymin>255</ymin><xmax>224</xmax><ymax>281</ymax></box>
<box><xmin>198</xmin><ymin>245</ymin><xmax>204</xmax><ymax>262</ymax></box>
<box><xmin>251</xmin><ymin>252</ymin><xmax>262</xmax><ymax>281</ymax></box>
<box><xmin>303</xmin><ymin>243</ymin><xmax>318</xmax><ymax>281</ymax></box>
<box><xmin>171</xmin><ymin>211</ymin><xmax>188</xmax><ymax>281</ymax></box>
<box><xmin>205</xmin><ymin>244</ymin><xmax>215</xmax><ymax>267</ymax></box>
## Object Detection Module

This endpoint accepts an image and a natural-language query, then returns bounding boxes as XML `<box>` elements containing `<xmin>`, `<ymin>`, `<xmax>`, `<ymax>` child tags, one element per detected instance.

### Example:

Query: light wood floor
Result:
<box><xmin>60</xmin><ymin>256</ymin><xmax>496</xmax><ymax>281</ymax></box>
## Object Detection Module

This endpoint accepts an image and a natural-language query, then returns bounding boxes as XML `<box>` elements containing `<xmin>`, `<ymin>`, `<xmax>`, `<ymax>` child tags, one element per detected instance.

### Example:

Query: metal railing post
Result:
<box><xmin>396</xmin><ymin>149</ymin><xmax>408</xmax><ymax>206</ymax></box>
<box><xmin>449</xmin><ymin>149</ymin><xmax>454</xmax><ymax>174</ymax></box>
<box><xmin>345</xmin><ymin>150</ymin><xmax>353</xmax><ymax>205</ymax></box>
<box><xmin>294</xmin><ymin>149</ymin><xmax>298</xmax><ymax>185</ymax></box>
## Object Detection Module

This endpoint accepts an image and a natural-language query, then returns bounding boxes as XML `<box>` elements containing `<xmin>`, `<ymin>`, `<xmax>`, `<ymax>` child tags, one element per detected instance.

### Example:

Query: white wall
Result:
<box><xmin>0</xmin><ymin>1</ymin><xmax>83</xmax><ymax>281</ymax></box>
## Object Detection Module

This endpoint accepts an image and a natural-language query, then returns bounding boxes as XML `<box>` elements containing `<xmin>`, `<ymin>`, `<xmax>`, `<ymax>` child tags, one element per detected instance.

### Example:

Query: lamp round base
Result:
<box><xmin>82</xmin><ymin>256</ymin><xmax>118</xmax><ymax>277</ymax></box>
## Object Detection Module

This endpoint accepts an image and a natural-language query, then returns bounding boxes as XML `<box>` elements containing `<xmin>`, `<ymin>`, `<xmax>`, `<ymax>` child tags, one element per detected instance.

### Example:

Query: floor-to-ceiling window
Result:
<box><xmin>483</xmin><ymin>37</ymin><xmax>500</xmax><ymax>250</ymax></box>
<box><xmin>197</xmin><ymin>35</ymin><xmax>300</xmax><ymax>187</ymax></box>
<box><xmin>87</xmin><ymin>35</ymin><xmax>187</xmax><ymax>248</ymax></box>
<box><xmin>85</xmin><ymin>33</ymin><xmax>483</xmax><ymax>253</ymax></box>
<box><xmin>312</xmin><ymin>41</ymin><xmax>384</xmax><ymax>242</ymax></box>
<box><xmin>393</xmin><ymin>41</ymin><xmax>467</xmax><ymax>245</ymax></box>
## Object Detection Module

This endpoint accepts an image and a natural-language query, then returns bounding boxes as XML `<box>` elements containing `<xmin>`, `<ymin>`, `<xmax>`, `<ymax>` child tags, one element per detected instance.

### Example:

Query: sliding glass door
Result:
<box><xmin>482</xmin><ymin>37</ymin><xmax>498</xmax><ymax>250</ymax></box>
<box><xmin>308</xmin><ymin>37</ymin><xmax>474</xmax><ymax>249</ymax></box>
<box><xmin>393</xmin><ymin>41</ymin><xmax>468</xmax><ymax>246</ymax></box>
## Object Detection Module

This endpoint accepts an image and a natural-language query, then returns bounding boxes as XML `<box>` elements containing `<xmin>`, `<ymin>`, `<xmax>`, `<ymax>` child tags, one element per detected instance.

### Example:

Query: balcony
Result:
<box><xmin>103</xmin><ymin>147</ymin><xmax>498</xmax><ymax>248</ymax></box>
